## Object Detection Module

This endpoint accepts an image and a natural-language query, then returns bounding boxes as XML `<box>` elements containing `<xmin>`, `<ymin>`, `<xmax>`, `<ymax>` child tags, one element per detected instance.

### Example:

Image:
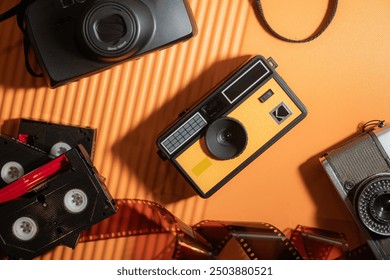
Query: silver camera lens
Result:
<box><xmin>356</xmin><ymin>175</ymin><xmax>390</xmax><ymax>236</ymax></box>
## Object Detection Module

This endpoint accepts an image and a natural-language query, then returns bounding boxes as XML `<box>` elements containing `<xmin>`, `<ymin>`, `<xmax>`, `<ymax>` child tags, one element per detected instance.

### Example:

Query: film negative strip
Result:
<box><xmin>340</xmin><ymin>243</ymin><xmax>376</xmax><ymax>260</ymax></box>
<box><xmin>18</xmin><ymin>118</ymin><xmax>96</xmax><ymax>159</ymax></box>
<box><xmin>0</xmin><ymin>134</ymin><xmax>51</xmax><ymax>189</ymax></box>
<box><xmin>288</xmin><ymin>225</ymin><xmax>348</xmax><ymax>260</ymax></box>
<box><xmin>0</xmin><ymin>198</ymin><xmax>373</xmax><ymax>259</ymax></box>
<box><xmin>78</xmin><ymin>199</ymin><xmax>358</xmax><ymax>260</ymax></box>
<box><xmin>0</xmin><ymin>145</ymin><xmax>117</xmax><ymax>259</ymax></box>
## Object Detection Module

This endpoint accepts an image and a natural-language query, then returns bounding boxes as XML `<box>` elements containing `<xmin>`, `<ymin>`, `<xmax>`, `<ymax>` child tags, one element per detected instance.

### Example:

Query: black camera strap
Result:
<box><xmin>0</xmin><ymin>0</ymin><xmax>43</xmax><ymax>77</ymax></box>
<box><xmin>255</xmin><ymin>0</ymin><xmax>338</xmax><ymax>43</ymax></box>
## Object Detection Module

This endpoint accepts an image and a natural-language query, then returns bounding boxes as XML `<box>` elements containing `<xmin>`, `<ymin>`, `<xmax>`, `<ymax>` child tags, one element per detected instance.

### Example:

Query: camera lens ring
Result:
<box><xmin>370</xmin><ymin>191</ymin><xmax>390</xmax><ymax>222</ymax></box>
<box><xmin>356</xmin><ymin>174</ymin><xmax>390</xmax><ymax>236</ymax></box>
<box><xmin>205</xmin><ymin>117</ymin><xmax>248</xmax><ymax>160</ymax></box>
<box><xmin>78</xmin><ymin>1</ymin><xmax>141</xmax><ymax>61</ymax></box>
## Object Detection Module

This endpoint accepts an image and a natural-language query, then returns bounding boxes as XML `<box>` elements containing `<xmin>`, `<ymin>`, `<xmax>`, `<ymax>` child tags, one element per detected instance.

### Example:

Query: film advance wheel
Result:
<box><xmin>205</xmin><ymin>117</ymin><xmax>248</xmax><ymax>160</ymax></box>
<box><xmin>64</xmin><ymin>189</ymin><xmax>88</xmax><ymax>213</ymax></box>
<box><xmin>1</xmin><ymin>161</ymin><xmax>25</xmax><ymax>184</ymax></box>
<box><xmin>356</xmin><ymin>174</ymin><xmax>390</xmax><ymax>236</ymax></box>
<box><xmin>50</xmin><ymin>142</ymin><xmax>72</xmax><ymax>157</ymax></box>
<box><xmin>12</xmin><ymin>217</ymin><xmax>38</xmax><ymax>241</ymax></box>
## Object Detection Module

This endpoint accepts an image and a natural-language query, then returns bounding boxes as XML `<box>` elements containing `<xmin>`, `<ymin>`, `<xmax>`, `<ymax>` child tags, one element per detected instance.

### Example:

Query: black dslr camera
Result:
<box><xmin>24</xmin><ymin>0</ymin><xmax>197</xmax><ymax>87</ymax></box>
<box><xmin>320</xmin><ymin>121</ymin><xmax>390</xmax><ymax>259</ymax></box>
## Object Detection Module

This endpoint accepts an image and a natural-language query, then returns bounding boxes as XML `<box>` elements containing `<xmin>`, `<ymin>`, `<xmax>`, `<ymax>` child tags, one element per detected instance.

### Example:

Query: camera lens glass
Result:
<box><xmin>82</xmin><ymin>2</ymin><xmax>137</xmax><ymax>60</ymax></box>
<box><xmin>76</xmin><ymin>1</ymin><xmax>154</xmax><ymax>62</ymax></box>
<box><xmin>372</xmin><ymin>192</ymin><xmax>390</xmax><ymax>222</ymax></box>
<box><xmin>95</xmin><ymin>14</ymin><xmax>127</xmax><ymax>43</ymax></box>
<box><xmin>356</xmin><ymin>175</ymin><xmax>390</xmax><ymax>236</ymax></box>
<box><xmin>205</xmin><ymin>117</ymin><xmax>247</xmax><ymax>160</ymax></box>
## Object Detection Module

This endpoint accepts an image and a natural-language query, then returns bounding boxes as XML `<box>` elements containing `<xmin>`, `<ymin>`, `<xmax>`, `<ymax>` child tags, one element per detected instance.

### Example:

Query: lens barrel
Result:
<box><xmin>205</xmin><ymin>117</ymin><xmax>247</xmax><ymax>160</ymax></box>
<box><xmin>356</xmin><ymin>175</ymin><xmax>390</xmax><ymax>236</ymax></box>
<box><xmin>76</xmin><ymin>0</ymin><xmax>154</xmax><ymax>62</ymax></box>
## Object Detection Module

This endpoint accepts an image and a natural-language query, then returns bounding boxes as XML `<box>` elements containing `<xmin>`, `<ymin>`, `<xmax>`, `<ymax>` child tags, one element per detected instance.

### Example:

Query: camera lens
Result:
<box><xmin>76</xmin><ymin>0</ymin><xmax>154</xmax><ymax>62</ymax></box>
<box><xmin>372</xmin><ymin>192</ymin><xmax>390</xmax><ymax>222</ymax></box>
<box><xmin>356</xmin><ymin>174</ymin><xmax>390</xmax><ymax>236</ymax></box>
<box><xmin>95</xmin><ymin>14</ymin><xmax>128</xmax><ymax>43</ymax></box>
<box><xmin>205</xmin><ymin>117</ymin><xmax>247</xmax><ymax>160</ymax></box>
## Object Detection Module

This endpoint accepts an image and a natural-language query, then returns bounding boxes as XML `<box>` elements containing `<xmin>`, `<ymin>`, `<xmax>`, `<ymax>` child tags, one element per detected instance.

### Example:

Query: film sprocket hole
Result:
<box><xmin>157</xmin><ymin>55</ymin><xmax>307</xmax><ymax>198</ymax></box>
<box><xmin>24</xmin><ymin>0</ymin><xmax>197</xmax><ymax>87</ymax></box>
<box><xmin>320</xmin><ymin>122</ymin><xmax>390</xmax><ymax>259</ymax></box>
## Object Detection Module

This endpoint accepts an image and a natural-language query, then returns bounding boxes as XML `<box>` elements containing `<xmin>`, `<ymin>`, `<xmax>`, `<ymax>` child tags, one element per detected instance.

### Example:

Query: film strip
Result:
<box><xmin>78</xmin><ymin>199</ymin><xmax>359</xmax><ymax>260</ymax></box>
<box><xmin>0</xmin><ymin>197</ymin><xmax>375</xmax><ymax>260</ymax></box>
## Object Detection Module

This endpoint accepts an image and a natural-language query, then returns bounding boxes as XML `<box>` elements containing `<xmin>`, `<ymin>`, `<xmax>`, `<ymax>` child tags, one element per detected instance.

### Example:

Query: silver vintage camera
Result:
<box><xmin>320</xmin><ymin>121</ymin><xmax>390</xmax><ymax>259</ymax></box>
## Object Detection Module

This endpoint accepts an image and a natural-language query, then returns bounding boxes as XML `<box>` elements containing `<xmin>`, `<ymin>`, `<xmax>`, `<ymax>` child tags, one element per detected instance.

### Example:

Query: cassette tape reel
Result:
<box><xmin>0</xmin><ymin>146</ymin><xmax>117</xmax><ymax>259</ymax></box>
<box><xmin>0</xmin><ymin>135</ymin><xmax>50</xmax><ymax>189</ymax></box>
<box><xmin>18</xmin><ymin>119</ymin><xmax>96</xmax><ymax>159</ymax></box>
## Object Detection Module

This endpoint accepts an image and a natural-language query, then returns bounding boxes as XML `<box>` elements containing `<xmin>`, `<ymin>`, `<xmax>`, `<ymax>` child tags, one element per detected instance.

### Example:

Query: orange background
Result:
<box><xmin>1</xmin><ymin>0</ymin><xmax>390</xmax><ymax>259</ymax></box>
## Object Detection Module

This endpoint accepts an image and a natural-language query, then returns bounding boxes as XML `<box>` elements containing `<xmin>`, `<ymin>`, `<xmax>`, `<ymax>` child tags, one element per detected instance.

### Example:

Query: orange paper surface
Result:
<box><xmin>1</xmin><ymin>0</ymin><xmax>390</xmax><ymax>259</ymax></box>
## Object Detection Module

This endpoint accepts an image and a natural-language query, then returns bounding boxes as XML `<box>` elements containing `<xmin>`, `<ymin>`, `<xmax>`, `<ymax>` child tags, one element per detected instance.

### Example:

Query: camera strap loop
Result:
<box><xmin>256</xmin><ymin>0</ymin><xmax>338</xmax><ymax>43</ymax></box>
<box><xmin>362</xmin><ymin>120</ymin><xmax>386</xmax><ymax>132</ymax></box>
<box><xmin>0</xmin><ymin>2</ymin><xmax>23</xmax><ymax>22</ymax></box>
<box><xmin>0</xmin><ymin>0</ymin><xmax>43</xmax><ymax>78</ymax></box>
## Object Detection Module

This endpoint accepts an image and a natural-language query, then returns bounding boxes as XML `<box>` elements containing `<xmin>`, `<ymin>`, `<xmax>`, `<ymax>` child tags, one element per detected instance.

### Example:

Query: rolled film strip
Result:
<box><xmin>79</xmin><ymin>199</ymin><xmax>352</xmax><ymax>260</ymax></box>
<box><xmin>288</xmin><ymin>225</ymin><xmax>348</xmax><ymax>260</ymax></box>
<box><xmin>0</xmin><ymin>198</ymin><xmax>373</xmax><ymax>259</ymax></box>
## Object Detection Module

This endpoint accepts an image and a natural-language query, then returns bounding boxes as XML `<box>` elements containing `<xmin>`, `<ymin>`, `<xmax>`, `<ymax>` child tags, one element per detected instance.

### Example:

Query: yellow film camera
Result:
<box><xmin>157</xmin><ymin>56</ymin><xmax>307</xmax><ymax>198</ymax></box>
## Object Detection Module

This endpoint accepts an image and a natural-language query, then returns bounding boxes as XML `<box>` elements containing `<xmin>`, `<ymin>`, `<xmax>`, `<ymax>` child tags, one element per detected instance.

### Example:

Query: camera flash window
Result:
<box><xmin>161</xmin><ymin>113</ymin><xmax>207</xmax><ymax>155</ymax></box>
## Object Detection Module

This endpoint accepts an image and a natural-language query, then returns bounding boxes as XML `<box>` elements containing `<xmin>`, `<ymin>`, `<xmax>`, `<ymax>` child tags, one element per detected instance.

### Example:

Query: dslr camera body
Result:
<box><xmin>24</xmin><ymin>0</ymin><xmax>197</xmax><ymax>87</ymax></box>
<box><xmin>320</xmin><ymin>123</ymin><xmax>390</xmax><ymax>259</ymax></box>
<box><xmin>157</xmin><ymin>56</ymin><xmax>307</xmax><ymax>198</ymax></box>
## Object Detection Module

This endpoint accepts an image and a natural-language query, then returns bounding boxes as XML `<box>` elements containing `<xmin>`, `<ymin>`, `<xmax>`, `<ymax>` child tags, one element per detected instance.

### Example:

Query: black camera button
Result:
<box><xmin>201</xmin><ymin>95</ymin><xmax>228</xmax><ymax>119</ymax></box>
<box><xmin>259</xmin><ymin>89</ymin><xmax>274</xmax><ymax>103</ymax></box>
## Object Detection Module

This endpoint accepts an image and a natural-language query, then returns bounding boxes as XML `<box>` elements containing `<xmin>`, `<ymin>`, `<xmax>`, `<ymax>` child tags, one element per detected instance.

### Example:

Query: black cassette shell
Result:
<box><xmin>18</xmin><ymin>119</ymin><xmax>96</xmax><ymax>160</ymax></box>
<box><xmin>0</xmin><ymin>146</ymin><xmax>117</xmax><ymax>259</ymax></box>
<box><xmin>0</xmin><ymin>135</ymin><xmax>50</xmax><ymax>189</ymax></box>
